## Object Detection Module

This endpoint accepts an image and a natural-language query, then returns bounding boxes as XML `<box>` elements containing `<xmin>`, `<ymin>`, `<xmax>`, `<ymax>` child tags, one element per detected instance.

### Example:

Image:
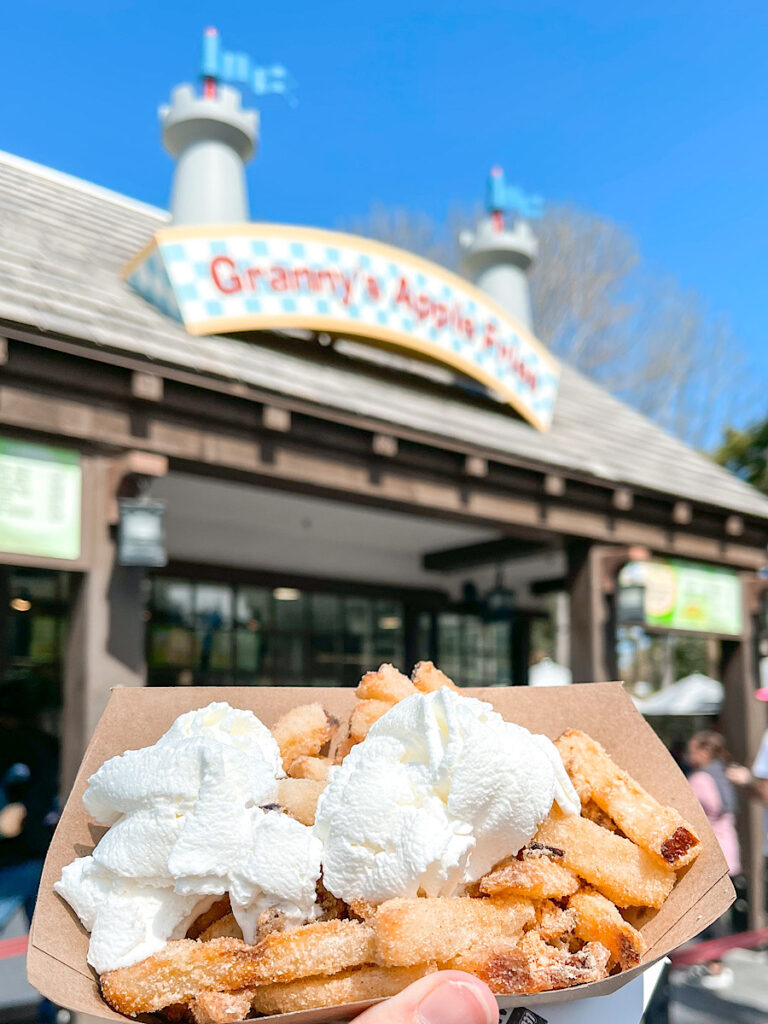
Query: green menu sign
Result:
<box><xmin>620</xmin><ymin>559</ymin><xmax>742</xmax><ymax>636</ymax></box>
<box><xmin>0</xmin><ymin>439</ymin><xmax>82</xmax><ymax>560</ymax></box>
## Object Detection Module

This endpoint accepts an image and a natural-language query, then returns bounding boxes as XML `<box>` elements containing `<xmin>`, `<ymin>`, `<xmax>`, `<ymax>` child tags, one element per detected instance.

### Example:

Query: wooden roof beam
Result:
<box><xmin>423</xmin><ymin>536</ymin><xmax>554</xmax><ymax>572</ymax></box>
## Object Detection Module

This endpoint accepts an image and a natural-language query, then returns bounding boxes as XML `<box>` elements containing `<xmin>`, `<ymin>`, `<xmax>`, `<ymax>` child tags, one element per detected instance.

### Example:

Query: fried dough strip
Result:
<box><xmin>271</xmin><ymin>703</ymin><xmax>333</xmax><ymax>771</ymax></box>
<box><xmin>331</xmin><ymin>730</ymin><xmax>355</xmax><ymax>764</ymax></box>
<box><xmin>255</xmin><ymin>908</ymin><xmax>290</xmax><ymax>939</ymax></box>
<box><xmin>251</xmin><ymin>918</ymin><xmax>376</xmax><ymax>984</ymax></box>
<box><xmin>581</xmin><ymin>800</ymin><xmax>620</xmax><ymax>832</ymax></box>
<box><xmin>556</xmin><ymin>729</ymin><xmax>700</xmax><ymax>869</ymax></box>
<box><xmin>479</xmin><ymin>857</ymin><xmax>580</xmax><ymax>899</ymax></box>
<box><xmin>535</xmin><ymin>809</ymin><xmax>675</xmax><ymax>908</ymax></box>
<box><xmin>250</xmin><ymin>965</ymin><xmax>434</xmax><ymax>1014</ymax></box>
<box><xmin>198</xmin><ymin>913</ymin><xmax>243</xmax><ymax>942</ymax></box>
<box><xmin>101</xmin><ymin>939</ymin><xmax>252</xmax><ymax>1015</ymax></box>
<box><xmin>186</xmin><ymin>896</ymin><xmax>232</xmax><ymax>940</ymax></box>
<box><xmin>276</xmin><ymin>777</ymin><xmax>326</xmax><ymax>826</ymax></box>
<box><xmin>190</xmin><ymin>988</ymin><xmax>255</xmax><ymax>1024</ymax></box>
<box><xmin>374</xmin><ymin>896</ymin><xmax>535</xmax><ymax>966</ymax></box>
<box><xmin>348</xmin><ymin>898</ymin><xmax>378</xmax><ymax>921</ymax></box>
<box><xmin>569</xmin><ymin>888</ymin><xmax>646</xmax><ymax>969</ymax></box>
<box><xmin>448</xmin><ymin>934</ymin><xmax>611</xmax><ymax>994</ymax></box>
<box><xmin>102</xmin><ymin>921</ymin><xmax>376</xmax><ymax>1015</ymax></box>
<box><xmin>356</xmin><ymin>664</ymin><xmax>416</xmax><ymax>703</ymax></box>
<box><xmin>349</xmin><ymin>699</ymin><xmax>394</xmax><ymax>744</ymax></box>
<box><xmin>411</xmin><ymin>661</ymin><xmax>460</xmax><ymax>693</ymax></box>
<box><xmin>536</xmin><ymin>900</ymin><xmax>577</xmax><ymax>945</ymax></box>
<box><xmin>288</xmin><ymin>755</ymin><xmax>332</xmax><ymax>781</ymax></box>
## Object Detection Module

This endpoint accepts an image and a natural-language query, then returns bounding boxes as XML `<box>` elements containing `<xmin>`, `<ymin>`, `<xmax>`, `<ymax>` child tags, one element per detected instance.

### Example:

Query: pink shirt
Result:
<box><xmin>689</xmin><ymin>769</ymin><xmax>740</xmax><ymax>876</ymax></box>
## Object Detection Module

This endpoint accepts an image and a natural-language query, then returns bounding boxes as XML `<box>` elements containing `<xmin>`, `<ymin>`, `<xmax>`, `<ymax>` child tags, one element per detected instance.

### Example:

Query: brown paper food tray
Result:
<box><xmin>28</xmin><ymin>683</ymin><xmax>733</xmax><ymax>1021</ymax></box>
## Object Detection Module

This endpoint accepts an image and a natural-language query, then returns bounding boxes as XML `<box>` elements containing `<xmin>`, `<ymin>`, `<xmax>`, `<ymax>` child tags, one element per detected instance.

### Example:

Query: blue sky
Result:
<box><xmin>5</xmin><ymin>2</ymin><xmax>768</xmax><ymax>388</ymax></box>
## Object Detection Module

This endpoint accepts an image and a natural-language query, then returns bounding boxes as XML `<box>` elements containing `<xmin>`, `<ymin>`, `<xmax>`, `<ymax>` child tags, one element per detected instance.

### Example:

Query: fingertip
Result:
<box><xmin>351</xmin><ymin>969</ymin><xmax>498</xmax><ymax>1024</ymax></box>
<box><xmin>416</xmin><ymin>971</ymin><xmax>499</xmax><ymax>1024</ymax></box>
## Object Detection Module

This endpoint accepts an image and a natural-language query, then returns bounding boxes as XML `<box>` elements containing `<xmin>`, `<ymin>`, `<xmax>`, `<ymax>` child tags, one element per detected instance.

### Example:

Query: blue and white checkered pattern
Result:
<box><xmin>126</xmin><ymin>247</ymin><xmax>182</xmax><ymax>322</ymax></box>
<box><xmin>127</xmin><ymin>230</ymin><xmax>560</xmax><ymax>429</ymax></box>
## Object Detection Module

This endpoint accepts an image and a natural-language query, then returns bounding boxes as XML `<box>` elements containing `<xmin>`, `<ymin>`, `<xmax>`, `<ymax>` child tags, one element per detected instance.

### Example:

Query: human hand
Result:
<box><xmin>726</xmin><ymin>764</ymin><xmax>751</xmax><ymax>786</ymax></box>
<box><xmin>0</xmin><ymin>802</ymin><xmax>26</xmax><ymax>838</ymax></box>
<box><xmin>351</xmin><ymin>971</ymin><xmax>498</xmax><ymax>1024</ymax></box>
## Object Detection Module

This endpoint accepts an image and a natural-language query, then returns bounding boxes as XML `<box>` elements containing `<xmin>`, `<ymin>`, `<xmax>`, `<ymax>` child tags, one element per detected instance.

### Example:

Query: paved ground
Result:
<box><xmin>0</xmin><ymin>909</ymin><xmax>39</xmax><ymax>1022</ymax></box>
<box><xmin>668</xmin><ymin>949</ymin><xmax>768</xmax><ymax>1024</ymax></box>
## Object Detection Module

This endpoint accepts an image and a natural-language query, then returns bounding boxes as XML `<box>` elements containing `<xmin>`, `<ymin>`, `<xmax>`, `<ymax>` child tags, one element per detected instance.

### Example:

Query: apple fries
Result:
<box><xmin>92</xmin><ymin>678</ymin><xmax>705</xmax><ymax>1021</ymax></box>
<box><xmin>479</xmin><ymin>854</ymin><xmax>580</xmax><ymax>900</ymax></box>
<box><xmin>102</xmin><ymin>921</ymin><xmax>376</xmax><ymax>1015</ymax></box>
<box><xmin>190</xmin><ymin>988</ymin><xmax>255</xmax><ymax>1024</ymax></box>
<box><xmin>556</xmin><ymin>729</ymin><xmax>701</xmax><ymax>869</ymax></box>
<box><xmin>535</xmin><ymin>808</ymin><xmax>675</xmax><ymax>908</ymax></box>
<box><xmin>449</xmin><ymin>932</ymin><xmax>611</xmax><ymax>994</ymax></box>
<box><xmin>250</xmin><ymin>965</ymin><xmax>434</xmax><ymax>1014</ymax></box>
<box><xmin>534</xmin><ymin>901</ymin><xmax>577</xmax><ymax>947</ymax></box>
<box><xmin>349</xmin><ymin>698</ymin><xmax>393</xmax><ymax>744</ymax></box>
<box><xmin>198</xmin><ymin>914</ymin><xmax>243</xmax><ymax>943</ymax></box>
<box><xmin>271</xmin><ymin>703</ymin><xmax>334</xmax><ymax>772</ymax></box>
<box><xmin>287</xmin><ymin>755</ymin><xmax>331</xmax><ymax>781</ymax></box>
<box><xmin>569</xmin><ymin>888</ymin><xmax>646</xmax><ymax>970</ymax></box>
<box><xmin>275</xmin><ymin>778</ymin><xmax>326</xmax><ymax>826</ymax></box>
<box><xmin>356</xmin><ymin>663</ymin><xmax>416</xmax><ymax>703</ymax></box>
<box><xmin>374</xmin><ymin>895</ymin><xmax>535</xmax><ymax>966</ymax></box>
<box><xmin>340</xmin><ymin>662</ymin><xmax>462</xmax><ymax>753</ymax></box>
<box><xmin>186</xmin><ymin>896</ymin><xmax>232</xmax><ymax>940</ymax></box>
<box><xmin>411</xmin><ymin>660</ymin><xmax>460</xmax><ymax>693</ymax></box>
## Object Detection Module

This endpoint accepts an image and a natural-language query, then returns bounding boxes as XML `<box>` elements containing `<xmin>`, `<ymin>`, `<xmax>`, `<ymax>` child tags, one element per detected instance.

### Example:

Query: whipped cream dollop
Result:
<box><xmin>314</xmin><ymin>688</ymin><xmax>579</xmax><ymax>904</ymax></box>
<box><xmin>56</xmin><ymin>703</ymin><xmax>322</xmax><ymax>973</ymax></box>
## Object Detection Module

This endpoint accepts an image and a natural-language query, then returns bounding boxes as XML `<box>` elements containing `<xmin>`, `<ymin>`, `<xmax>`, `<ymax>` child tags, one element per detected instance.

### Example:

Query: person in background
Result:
<box><xmin>687</xmin><ymin>731</ymin><xmax>741</xmax><ymax>879</ymax></box>
<box><xmin>0</xmin><ymin>693</ymin><xmax>60</xmax><ymax>1023</ymax></box>
<box><xmin>685</xmin><ymin>730</ymin><xmax>740</xmax><ymax>989</ymax></box>
<box><xmin>727</xmin><ymin>686</ymin><xmax>768</xmax><ymax>912</ymax></box>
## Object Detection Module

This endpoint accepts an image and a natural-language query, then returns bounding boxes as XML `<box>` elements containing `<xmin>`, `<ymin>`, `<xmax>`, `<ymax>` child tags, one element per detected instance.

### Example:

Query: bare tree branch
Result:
<box><xmin>343</xmin><ymin>202</ymin><xmax>757</xmax><ymax>449</ymax></box>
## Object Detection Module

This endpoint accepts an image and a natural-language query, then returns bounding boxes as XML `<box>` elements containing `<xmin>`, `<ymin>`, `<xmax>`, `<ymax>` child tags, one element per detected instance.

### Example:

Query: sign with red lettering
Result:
<box><xmin>124</xmin><ymin>224</ymin><xmax>560</xmax><ymax>430</ymax></box>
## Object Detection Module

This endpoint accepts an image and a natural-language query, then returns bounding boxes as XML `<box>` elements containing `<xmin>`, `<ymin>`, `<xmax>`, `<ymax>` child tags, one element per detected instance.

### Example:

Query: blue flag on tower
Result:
<box><xmin>200</xmin><ymin>28</ymin><xmax>297</xmax><ymax>106</ymax></box>
<box><xmin>487</xmin><ymin>167</ymin><xmax>543</xmax><ymax>221</ymax></box>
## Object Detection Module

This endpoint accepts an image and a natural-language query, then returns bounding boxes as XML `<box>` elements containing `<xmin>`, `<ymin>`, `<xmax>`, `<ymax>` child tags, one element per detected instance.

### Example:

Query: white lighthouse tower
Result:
<box><xmin>459</xmin><ymin>167</ymin><xmax>541</xmax><ymax>330</ymax></box>
<box><xmin>160</xmin><ymin>83</ymin><xmax>257</xmax><ymax>225</ymax></box>
<box><xmin>158</xmin><ymin>27</ymin><xmax>293</xmax><ymax>226</ymax></box>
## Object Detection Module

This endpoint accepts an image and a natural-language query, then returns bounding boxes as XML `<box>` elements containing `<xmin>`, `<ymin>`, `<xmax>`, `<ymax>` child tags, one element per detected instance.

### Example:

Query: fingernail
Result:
<box><xmin>417</xmin><ymin>980</ymin><xmax>495</xmax><ymax>1024</ymax></box>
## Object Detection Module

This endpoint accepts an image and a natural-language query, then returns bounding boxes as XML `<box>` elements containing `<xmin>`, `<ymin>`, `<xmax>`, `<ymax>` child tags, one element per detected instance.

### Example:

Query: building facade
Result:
<box><xmin>1</xmin><ymin>73</ymin><xmax>767</xmax><ymax>921</ymax></box>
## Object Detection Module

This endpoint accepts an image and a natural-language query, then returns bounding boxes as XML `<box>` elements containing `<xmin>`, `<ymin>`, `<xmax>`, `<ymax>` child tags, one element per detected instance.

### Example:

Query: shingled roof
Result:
<box><xmin>1</xmin><ymin>149</ymin><xmax>767</xmax><ymax>522</ymax></box>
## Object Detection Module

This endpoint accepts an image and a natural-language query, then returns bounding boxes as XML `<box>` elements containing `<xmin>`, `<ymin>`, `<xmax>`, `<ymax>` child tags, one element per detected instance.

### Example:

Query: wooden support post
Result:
<box><xmin>567</xmin><ymin>540</ymin><xmax>601</xmax><ymax>682</ymax></box>
<box><xmin>566</xmin><ymin>541</ymin><xmax>617</xmax><ymax>682</ymax></box>
<box><xmin>720</xmin><ymin>577</ymin><xmax>767</xmax><ymax>930</ymax></box>
<box><xmin>566</xmin><ymin>541</ymin><xmax>649</xmax><ymax>683</ymax></box>
<box><xmin>60</xmin><ymin>457</ymin><xmax>148</xmax><ymax>794</ymax></box>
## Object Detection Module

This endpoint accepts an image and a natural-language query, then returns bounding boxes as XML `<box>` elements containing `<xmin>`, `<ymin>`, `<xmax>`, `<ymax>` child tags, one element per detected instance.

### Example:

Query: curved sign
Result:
<box><xmin>125</xmin><ymin>223</ymin><xmax>560</xmax><ymax>431</ymax></box>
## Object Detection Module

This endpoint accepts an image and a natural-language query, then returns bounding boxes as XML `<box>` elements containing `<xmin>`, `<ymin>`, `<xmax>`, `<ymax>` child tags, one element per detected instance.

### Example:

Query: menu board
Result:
<box><xmin>0</xmin><ymin>439</ymin><xmax>82</xmax><ymax>560</ymax></box>
<box><xmin>620</xmin><ymin>559</ymin><xmax>742</xmax><ymax>636</ymax></box>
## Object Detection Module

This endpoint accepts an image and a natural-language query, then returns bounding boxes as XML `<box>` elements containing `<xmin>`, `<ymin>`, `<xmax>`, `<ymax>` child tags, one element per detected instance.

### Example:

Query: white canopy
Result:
<box><xmin>634</xmin><ymin>672</ymin><xmax>723</xmax><ymax>716</ymax></box>
<box><xmin>529</xmin><ymin>658</ymin><xmax>573</xmax><ymax>687</ymax></box>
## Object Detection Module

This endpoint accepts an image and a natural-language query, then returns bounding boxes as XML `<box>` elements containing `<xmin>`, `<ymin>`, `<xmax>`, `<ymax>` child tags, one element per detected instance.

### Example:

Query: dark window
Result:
<box><xmin>0</xmin><ymin>567</ymin><xmax>71</xmax><ymax>738</ymax></box>
<box><xmin>146</xmin><ymin>578</ymin><xmax>407</xmax><ymax>687</ymax></box>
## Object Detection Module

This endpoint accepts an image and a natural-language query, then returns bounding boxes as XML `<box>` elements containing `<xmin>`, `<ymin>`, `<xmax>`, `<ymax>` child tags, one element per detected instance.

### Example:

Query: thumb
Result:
<box><xmin>352</xmin><ymin>970</ymin><xmax>498</xmax><ymax>1024</ymax></box>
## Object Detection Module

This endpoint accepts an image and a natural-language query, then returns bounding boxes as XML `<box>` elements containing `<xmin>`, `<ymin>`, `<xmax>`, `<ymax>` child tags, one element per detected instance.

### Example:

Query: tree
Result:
<box><xmin>714</xmin><ymin>417</ymin><xmax>768</xmax><ymax>492</ymax></box>
<box><xmin>342</xmin><ymin>203</ymin><xmax>755</xmax><ymax>449</ymax></box>
<box><xmin>530</xmin><ymin>207</ymin><xmax>752</xmax><ymax>448</ymax></box>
